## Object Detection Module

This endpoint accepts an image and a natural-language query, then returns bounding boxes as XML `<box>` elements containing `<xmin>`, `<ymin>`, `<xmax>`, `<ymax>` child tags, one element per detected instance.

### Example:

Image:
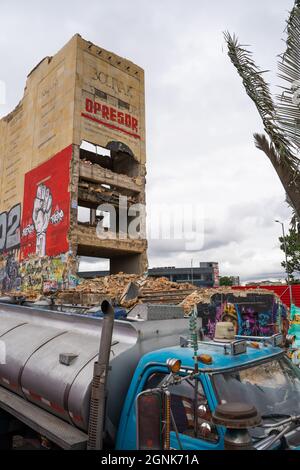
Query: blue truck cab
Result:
<box><xmin>117</xmin><ymin>337</ymin><xmax>300</xmax><ymax>450</ymax></box>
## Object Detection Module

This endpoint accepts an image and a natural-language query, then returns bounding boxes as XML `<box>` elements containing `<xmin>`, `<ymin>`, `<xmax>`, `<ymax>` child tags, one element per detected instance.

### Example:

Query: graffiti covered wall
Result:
<box><xmin>198</xmin><ymin>292</ymin><xmax>288</xmax><ymax>338</ymax></box>
<box><xmin>0</xmin><ymin>253</ymin><xmax>79</xmax><ymax>294</ymax></box>
<box><xmin>20</xmin><ymin>254</ymin><xmax>79</xmax><ymax>293</ymax></box>
<box><xmin>0</xmin><ymin>204</ymin><xmax>21</xmax><ymax>253</ymax></box>
<box><xmin>20</xmin><ymin>145</ymin><xmax>72</xmax><ymax>260</ymax></box>
<box><xmin>0</xmin><ymin>146</ymin><xmax>73</xmax><ymax>293</ymax></box>
<box><xmin>0</xmin><ymin>36</ymin><xmax>77</xmax><ymax>293</ymax></box>
<box><xmin>0</xmin><ymin>255</ymin><xmax>21</xmax><ymax>292</ymax></box>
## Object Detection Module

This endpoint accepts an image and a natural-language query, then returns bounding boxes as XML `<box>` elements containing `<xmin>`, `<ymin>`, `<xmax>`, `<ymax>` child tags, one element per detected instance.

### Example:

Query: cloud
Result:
<box><xmin>147</xmin><ymin>194</ymin><xmax>292</xmax><ymax>281</ymax></box>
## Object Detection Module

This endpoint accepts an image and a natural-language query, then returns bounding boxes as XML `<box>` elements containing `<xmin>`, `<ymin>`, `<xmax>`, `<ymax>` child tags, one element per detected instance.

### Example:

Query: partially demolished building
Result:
<box><xmin>0</xmin><ymin>35</ymin><xmax>147</xmax><ymax>293</ymax></box>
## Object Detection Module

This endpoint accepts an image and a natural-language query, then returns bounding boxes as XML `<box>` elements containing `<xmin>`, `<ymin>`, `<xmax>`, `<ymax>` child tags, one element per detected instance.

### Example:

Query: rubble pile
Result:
<box><xmin>76</xmin><ymin>273</ymin><xmax>141</xmax><ymax>296</ymax></box>
<box><xmin>57</xmin><ymin>274</ymin><xmax>197</xmax><ymax>307</ymax></box>
<box><xmin>3</xmin><ymin>289</ymin><xmax>39</xmax><ymax>302</ymax></box>
<box><xmin>3</xmin><ymin>273</ymin><xmax>286</xmax><ymax>314</ymax></box>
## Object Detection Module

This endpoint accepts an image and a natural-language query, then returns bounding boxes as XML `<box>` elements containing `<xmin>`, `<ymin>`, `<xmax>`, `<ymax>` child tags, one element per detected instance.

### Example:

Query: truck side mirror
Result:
<box><xmin>136</xmin><ymin>389</ymin><xmax>168</xmax><ymax>450</ymax></box>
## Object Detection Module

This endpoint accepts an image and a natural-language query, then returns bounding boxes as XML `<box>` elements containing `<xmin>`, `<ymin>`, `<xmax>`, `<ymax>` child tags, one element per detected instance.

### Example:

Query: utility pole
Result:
<box><xmin>191</xmin><ymin>259</ymin><xmax>194</xmax><ymax>285</ymax></box>
<box><xmin>275</xmin><ymin>220</ymin><xmax>293</xmax><ymax>306</ymax></box>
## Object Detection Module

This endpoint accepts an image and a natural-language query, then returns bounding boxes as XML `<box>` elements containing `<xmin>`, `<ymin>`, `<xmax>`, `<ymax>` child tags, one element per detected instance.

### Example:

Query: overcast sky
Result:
<box><xmin>0</xmin><ymin>0</ymin><xmax>295</xmax><ymax>282</ymax></box>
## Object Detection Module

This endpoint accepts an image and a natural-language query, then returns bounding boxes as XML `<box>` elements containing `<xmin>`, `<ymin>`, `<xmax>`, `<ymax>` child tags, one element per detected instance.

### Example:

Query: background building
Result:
<box><xmin>79</xmin><ymin>262</ymin><xmax>220</xmax><ymax>287</ymax></box>
<box><xmin>148</xmin><ymin>262</ymin><xmax>219</xmax><ymax>287</ymax></box>
<box><xmin>0</xmin><ymin>35</ymin><xmax>147</xmax><ymax>293</ymax></box>
<box><xmin>230</xmin><ymin>276</ymin><xmax>240</xmax><ymax>286</ymax></box>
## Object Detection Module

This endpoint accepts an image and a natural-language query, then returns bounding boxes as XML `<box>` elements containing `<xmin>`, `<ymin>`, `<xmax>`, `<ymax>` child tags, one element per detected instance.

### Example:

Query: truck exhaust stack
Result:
<box><xmin>87</xmin><ymin>300</ymin><xmax>115</xmax><ymax>450</ymax></box>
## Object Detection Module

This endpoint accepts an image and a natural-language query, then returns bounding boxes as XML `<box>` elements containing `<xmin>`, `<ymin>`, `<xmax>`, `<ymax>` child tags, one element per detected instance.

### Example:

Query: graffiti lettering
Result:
<box><xmin>50</xmin><ymin>209</ymin><xmax>64</xmax><ymax>225</ymax></box>
<box><xmin>0</xmin><ymin>204</ymin><xmax>21</xmax><ymax>252</ymax></box>
<box><xmin>198</xmin><ymin>293</ymin><xmax>287</xmax><ymax>339</ymax></box>
<box><xmin>0</xmin><ymin>213</ymin><xmax>7</xmax><ymax>251</ymax></box>
<box><xmin>22</xmin><ymin>224</ymin><xmax>35</xmax><ymax>237</ymax></box>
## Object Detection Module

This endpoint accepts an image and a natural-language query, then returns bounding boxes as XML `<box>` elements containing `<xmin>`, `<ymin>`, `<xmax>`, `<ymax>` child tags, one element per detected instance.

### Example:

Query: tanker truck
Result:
<box><xmin>0</xmin><ymin>300</ymin><xmax>300</xmax><ymax>451</ymax></box>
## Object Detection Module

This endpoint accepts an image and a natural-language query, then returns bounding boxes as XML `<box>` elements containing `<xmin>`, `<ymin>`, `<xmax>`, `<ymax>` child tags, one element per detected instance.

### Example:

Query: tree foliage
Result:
<box><xmin>219</xmin><ymin>276</ymin><xmax>234</xmax><ymax>286</ymax></box>
<box><xmin>279</xmin><ymin>227</ymin><xmax>300</xmax><ymax>282</ymax></box>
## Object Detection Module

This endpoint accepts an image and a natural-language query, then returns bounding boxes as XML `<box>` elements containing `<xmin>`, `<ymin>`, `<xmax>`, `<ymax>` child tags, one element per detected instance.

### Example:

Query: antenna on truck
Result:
<box><xmin>189</xmin><ymin>305</ymin><xmax>199</xmax><ymax>438</ymax></box>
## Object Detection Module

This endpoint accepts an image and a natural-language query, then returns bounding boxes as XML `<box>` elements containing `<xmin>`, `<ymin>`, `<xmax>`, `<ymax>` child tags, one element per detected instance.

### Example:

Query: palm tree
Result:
<box><xmin>224</xmin><ymin>0</ymin><xmax>300</xmax><ymax>218</ymax></box>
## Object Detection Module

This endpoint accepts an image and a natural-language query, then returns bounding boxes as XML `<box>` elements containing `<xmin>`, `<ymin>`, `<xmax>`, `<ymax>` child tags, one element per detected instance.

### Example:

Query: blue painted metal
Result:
<box><xmin>89</xmin><ymin>306</ymin><xmax>127</xmax><ymax>320</ymax></box>
<box><xmin>116</xmin><ymin>342</ymin><xmax>283</xmax><ymax>450</ymax></box>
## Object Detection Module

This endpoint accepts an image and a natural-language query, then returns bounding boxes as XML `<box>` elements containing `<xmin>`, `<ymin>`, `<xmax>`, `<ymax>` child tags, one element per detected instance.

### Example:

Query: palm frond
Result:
<box><xmin>277</xmin><ymin>0</ymin><xmax>300</xmax><ymax>150</ymax></box>
<box><xmin>253</xmin><ymin>133</ymin><xmax>279</xmax><ymax>164</ymax></box>
<box><xmin>224</xmin><ymin>31</ymin><xmax>298</xmax><ymax>171</ymax></box>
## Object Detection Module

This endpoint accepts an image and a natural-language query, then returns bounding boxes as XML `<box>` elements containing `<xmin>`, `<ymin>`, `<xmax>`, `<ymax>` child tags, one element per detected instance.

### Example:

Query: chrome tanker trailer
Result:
<box><xmin>0</xmin><ymin>300</ymin><xmax>189</xmax><ymax>449</ymax></box>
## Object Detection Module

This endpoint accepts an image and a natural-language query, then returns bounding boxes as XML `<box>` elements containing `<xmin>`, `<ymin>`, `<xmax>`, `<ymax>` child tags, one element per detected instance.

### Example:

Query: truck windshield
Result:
<box><xmin>212</xmin><ymin>355</ymin><xmax>300</xmax><ymax>420</ymax></box>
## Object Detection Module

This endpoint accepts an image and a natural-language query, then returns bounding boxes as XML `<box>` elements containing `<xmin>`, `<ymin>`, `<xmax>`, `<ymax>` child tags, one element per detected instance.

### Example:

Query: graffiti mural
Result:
<box><xmin>0</xmin><ymin>255</ymin><xmax>21</xmax><ymax>292</ymax></box>
<box><xmin>20</xmin><ymin>145</ymin><xmax>72</xmax><ymax>260</ymax></box>
<box><xmin>0</xmin><ymin>204</ymin><xmax>21</xmax><ymax>253</ymax></box>
<box><xmin>198</xmin><ymin>292</ymin><xmax>288</xmax><ymax>339</ymax></box>
<box><xmin>19</xmin><ymin>254</ymin><xmax>79</xmax><ymax>293</ymax></box>
<box><xmin>32</xmin><ymin>184</ymin><xmax>53</xmax><ymax>257</ymax></box>
<box><xmin>0</xmin><ymin>203</ymin><xmax>22</xmax><ymax>292</ymax></box>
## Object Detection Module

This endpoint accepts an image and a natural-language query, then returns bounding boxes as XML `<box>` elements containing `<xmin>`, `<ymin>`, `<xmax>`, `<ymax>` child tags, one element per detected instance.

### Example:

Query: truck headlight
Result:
<box><xmin>166</xmin><ymin>358</ymin><xmax>182</xmax><ymax>373</ymax></box>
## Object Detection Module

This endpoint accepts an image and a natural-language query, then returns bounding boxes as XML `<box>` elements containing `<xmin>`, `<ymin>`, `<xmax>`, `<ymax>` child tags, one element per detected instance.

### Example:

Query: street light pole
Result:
<box><xmin>275</xmin><ymin>220</ymin><xmax>293</xmax><ymax>306</ymax></box>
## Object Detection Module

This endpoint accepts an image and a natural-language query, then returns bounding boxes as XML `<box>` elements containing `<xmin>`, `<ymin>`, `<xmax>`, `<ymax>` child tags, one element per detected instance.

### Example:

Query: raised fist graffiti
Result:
<box><xmin>32</xmin><ymin>184</ymin><xmax>52</xmax><ymax>257</ymax></box>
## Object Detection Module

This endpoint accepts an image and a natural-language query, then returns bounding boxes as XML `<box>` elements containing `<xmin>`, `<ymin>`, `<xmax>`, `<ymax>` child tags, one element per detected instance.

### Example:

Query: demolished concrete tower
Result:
<box><xmin>0</xmin><ymin>35</ymin><xmax>147</xmax><ymax>292</ymax></box>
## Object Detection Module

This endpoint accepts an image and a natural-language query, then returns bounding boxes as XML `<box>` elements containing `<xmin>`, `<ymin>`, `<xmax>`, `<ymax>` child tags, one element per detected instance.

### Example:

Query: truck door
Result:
<box><xmin>118</xmin><ymin>367</ymin><xmax>222</xmax><ymax>450</ymax></box>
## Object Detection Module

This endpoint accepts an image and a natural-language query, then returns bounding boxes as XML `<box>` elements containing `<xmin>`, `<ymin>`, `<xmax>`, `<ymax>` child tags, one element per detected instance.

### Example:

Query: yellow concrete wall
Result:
<box><xmin>73</xmin><ymin>35</ymin><xmax>146</xmax><ymax>164</ymax></box>
<box><xmin>0</xmin><ymin>34</ymin><xmax>146</xmax><ymax>215</ymax></box>
<box><xmin>0</xmin><ymin>35</ymin><xmax>77</xmax><ymax>214</ymax></box>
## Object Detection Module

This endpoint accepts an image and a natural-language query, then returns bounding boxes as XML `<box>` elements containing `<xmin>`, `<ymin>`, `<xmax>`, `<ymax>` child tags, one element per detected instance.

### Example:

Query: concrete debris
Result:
<box><xmin>119</xmin><ymin>281</ymin><xmax>141</xmax><ymax>306</ymax></box>
<box><xmin>57</xmin><ymin>274</ymin><xmax>196</xmax><ymax>307</ymax></box>
<box><xmin>5</xmin><ymin>274</ymin><xmax>286</xmax><ymax>313</ymax></box>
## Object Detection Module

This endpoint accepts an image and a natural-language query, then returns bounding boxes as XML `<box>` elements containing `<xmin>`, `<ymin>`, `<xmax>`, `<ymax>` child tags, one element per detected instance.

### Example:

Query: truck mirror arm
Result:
<box><xmin>160</xmin><ymin>370</ymin><xmax>197</xmax><ymax>390</ymax></box>
<box><xmin>261</xmin><ymin>414</ymin><xmax>300</xmax><ymax>429</ymax></box>
<box><xmin>254</xmin><ymin>415</ymin><xmax>300</xmax><ymax>450</ymax></box>
<box><xmin>254</xmin><ymin>423</ymin><xmax>294</xmax><ymax>450</ymax></box>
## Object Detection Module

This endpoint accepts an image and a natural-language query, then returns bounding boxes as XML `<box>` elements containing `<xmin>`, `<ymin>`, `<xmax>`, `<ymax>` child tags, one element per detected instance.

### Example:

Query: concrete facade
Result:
<box><xmin>0</xmin><ymin>35</ymin><xmax>147</xmax><ymax>293</ymax></box>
